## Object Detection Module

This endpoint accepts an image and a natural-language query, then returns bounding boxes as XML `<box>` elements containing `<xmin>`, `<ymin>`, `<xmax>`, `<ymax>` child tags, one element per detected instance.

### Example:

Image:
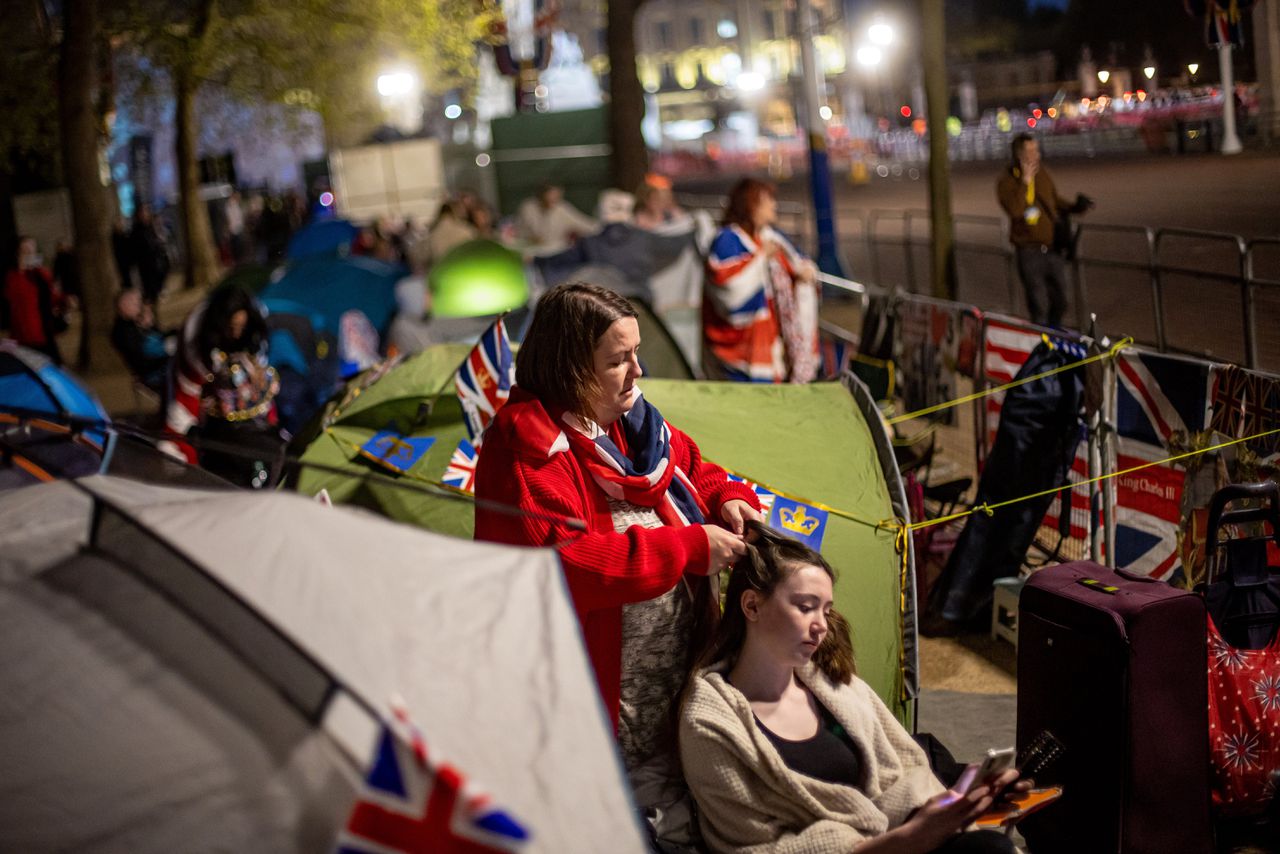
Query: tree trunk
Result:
<box><xmin>607</xmin><ymin>0</ymin><xmax>647</xmax><ymax>191</ymax></box>
<box><xmin>921</xmin><ymin>0</ymin><xmax>957</xmax><ymax>300</ymax></box>
<box><xmin>174</xmin><ymin>63</ymin><xmax>219</xmax><ymax>292</ymax></box>
<box><xmin>57</xmin><ymin>0</ymin><xmax>119</xmax><ymax>370</ymax></box>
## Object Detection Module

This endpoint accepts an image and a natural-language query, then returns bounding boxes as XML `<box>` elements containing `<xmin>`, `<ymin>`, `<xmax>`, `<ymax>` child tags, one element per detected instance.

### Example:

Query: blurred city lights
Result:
<box><xmin>475</xmin><ymin>153</ymin><xmax>491</xmax><ymax>167</ymax></box>
<box><xmin>1188</xmin><ymin>63</ymin><xmax>1200</xmax><ymax>76</ymax></box>
<box><xmin>1032</xmin><ymin>108</ymin><xmax>1042</xmax><ymax>118</ymax></box>
<box><xmin>319</xmin><ymin>192</ymin><xmax>334</xmax><ymax>207</ymax></box>
<box><xmin>717</xmin><ymin>19</ymin><xmax>737</xmax><ymax>38</ymax></box>
<box><xmin>1047</xmin><ymin>107</ymin><xmax>1058</xmax><ymax>118</ymax></box>
<box><xmin>444</xmin><ymin>104</ymin><xmax>462</xmax><ymax>119</ymax></box>
<box><xmin>819</xmin><ymin>105</ymin><xmax>833</xmax><ymax>121</ymax></box>
<box><xmin>1143</xmin><ymin>65</ymin><xmax>1156</xmax><ymax>80</ymax></box>
<box><xmin>1027</xmin><ymin>117</ymin><xmax>1037</xmax><ymax>128</ymax></box>
<box><xmin>1097</xmin><ymin>70</ymin><xmax>1110</xmax><ymax>84</ymax></box>
<box><xmin>376</xmin><ymin>71</ymin><xmax>416</xmax><ymax>97</ymax></box>
<box><xmin>856</xmin><ymin>46</ymin><xmax>883</xmax><ymax>67</ymax></box>
<box><xmin>737</xmin><ymin>71</ymin><xmax>766</xmax><ymax>91</ymax></box>
<box><xmin>899</xmin><ymin>105</ymin><xmax>911</xmax><ymax>118</ymax></box>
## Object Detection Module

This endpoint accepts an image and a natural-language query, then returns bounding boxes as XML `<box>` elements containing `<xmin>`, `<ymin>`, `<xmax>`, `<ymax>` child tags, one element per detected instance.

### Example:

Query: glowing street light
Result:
<box><xmin>868</xmin><ymin>22</ymin><xmax>894</xmax><ymax>47</ymax></box>
<box><xmin>856</xmin><ymin>45</ymin><xmax>883</xmax><ymax>67</ymax></box>
<box><xmin>1143</xmin><ymin>65</ymin><xmax>1156</xmax><ymax>80</ymax></box>
<box><xmin>1188</xmin><ymin>62</ymin><xmax>1200</xmax><ymax>78</ymax></box>
<box><xmin>1097</xmin><ymin>69</ymin><xmax>1110</xmax><ymax>84</ymax></box>
<box><xmin>377</xmin><ymin>71</ymin><xmax>416</xmax><ymax>97</ymax></box>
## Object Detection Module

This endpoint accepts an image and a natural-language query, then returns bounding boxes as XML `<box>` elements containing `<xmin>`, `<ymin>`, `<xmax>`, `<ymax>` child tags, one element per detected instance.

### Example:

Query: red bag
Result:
<box><xmin>1207</xmin><ymin>616</ymin><xmax>1280</xmax><ymax>816</ymax></box>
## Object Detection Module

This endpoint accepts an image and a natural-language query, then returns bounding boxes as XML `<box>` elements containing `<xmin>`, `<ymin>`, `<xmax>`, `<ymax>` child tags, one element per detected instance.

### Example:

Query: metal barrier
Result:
<box><xmin>679</xmin><ymin>191</ymin><xmax>1274</xmax><ymax>370</ymax></box>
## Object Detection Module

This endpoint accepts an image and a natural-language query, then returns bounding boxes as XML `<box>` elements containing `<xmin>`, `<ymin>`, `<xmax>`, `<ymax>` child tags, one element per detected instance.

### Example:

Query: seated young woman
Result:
<box><xmin>680</xmin><ymin>522</ymin><xmax>1025</xmax><ymax>853</ymax></box>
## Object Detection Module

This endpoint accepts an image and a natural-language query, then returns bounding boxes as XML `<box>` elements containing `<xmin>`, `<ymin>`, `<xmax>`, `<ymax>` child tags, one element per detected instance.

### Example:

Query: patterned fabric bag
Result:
<box><xmin>1207</xmin><ymin>616</ymin><xmax>1280</xmax><ymax>816</ymax></box>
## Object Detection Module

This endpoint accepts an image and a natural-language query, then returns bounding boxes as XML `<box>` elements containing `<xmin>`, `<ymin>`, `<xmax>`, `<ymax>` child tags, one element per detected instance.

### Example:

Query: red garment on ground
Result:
<box><xmin>474</xmin><ymin>388</ymin><xmax>758</xmax><ymax>726</ymax></box>
<box><xmin>1207</xmin><ymin>617</ymin><xmax>1280</xmax><ymax>816</ymax></box>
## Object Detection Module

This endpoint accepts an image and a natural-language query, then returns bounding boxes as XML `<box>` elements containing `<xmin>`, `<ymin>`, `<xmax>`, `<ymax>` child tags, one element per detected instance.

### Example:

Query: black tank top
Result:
<box><xmin>754</xmin><ymin>704</ymin><xmax>863</xmax><ymax>788</ymax></box>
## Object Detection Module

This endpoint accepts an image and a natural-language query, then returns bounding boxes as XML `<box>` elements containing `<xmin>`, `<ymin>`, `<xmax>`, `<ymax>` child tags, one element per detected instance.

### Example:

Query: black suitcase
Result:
<box><xmin>1017</xmin><ymin>560</ymin><xmax>1211</xmax><ymax>853</ymax></box>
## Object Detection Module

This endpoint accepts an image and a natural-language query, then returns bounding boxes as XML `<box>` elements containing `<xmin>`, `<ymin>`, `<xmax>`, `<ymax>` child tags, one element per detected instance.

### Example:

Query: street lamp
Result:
<box><xmin>1143</xmin><ymin>65</ymin><xmax>1156</xmax><ymax>81</ymax></box>
<box><xmin>377</xmin><ymin>71</ymin><xmax>416</xmax><ymax>97</ymax></box>
<box><xmin>1188</xmin><ymin>62</ymin><xmax>1200</xmax><ymax>80</ymax></box>
<box><xmin>868</xmin><ymin>22</ymin><xmax>894</xmax><ymax>47</ymax></box>
<box><xmin>1097</xmin><ymin>69</ymin><xmax>1110</xmax><ymax>84</ymax></box>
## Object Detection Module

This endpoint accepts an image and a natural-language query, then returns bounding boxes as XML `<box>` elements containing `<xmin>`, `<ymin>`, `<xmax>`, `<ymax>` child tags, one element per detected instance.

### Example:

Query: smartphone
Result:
<box><xmin>954</xmin><ymin>747</ymin><xmax>1017</xmax><ymax>795</ymax></box>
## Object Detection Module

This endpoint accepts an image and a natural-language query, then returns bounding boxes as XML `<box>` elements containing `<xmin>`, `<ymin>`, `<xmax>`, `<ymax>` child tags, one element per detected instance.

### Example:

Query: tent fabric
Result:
<box><xmin>294</xmin><ymin>351</ymin><xmax>915</xmax><ymax>721</ymax></box>
<box><xmin>0</xmin><ymin>477</ymin><xmax>645</xmax><ymax>853</ymax></box>
<box><xmin>0</xmin><ymin>342</ymin><xmax>108</xmax><ymax>445</ymax></box>
<box><xmin>261</xmin><ymin>255</ymin><xmax>406</xmax><ymax>340</ymax></box>
<box><xmin>287</xmin><ymin>219</ymin><xmax>360</xmax><ymax>260</ymax></box>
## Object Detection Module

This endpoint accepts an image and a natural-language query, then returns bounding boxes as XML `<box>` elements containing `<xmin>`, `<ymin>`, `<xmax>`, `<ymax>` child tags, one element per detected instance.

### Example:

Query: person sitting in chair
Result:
<box><xmin>680</xmin><ymin>522</ymin><xmax>1028</xmax><ymax>853</ymax></box>
<box><xmin>110</xmin><ymin>288</ymin><xmax>173</xmax><ymax>394</ymax></box>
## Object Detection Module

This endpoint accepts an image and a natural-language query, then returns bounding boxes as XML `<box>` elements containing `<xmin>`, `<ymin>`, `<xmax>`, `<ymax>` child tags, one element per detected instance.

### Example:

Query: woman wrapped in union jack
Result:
<box><xmin>703</xmin><ymin>178</ymin><xmax>821</xmax><ymax>384</ymax></box>
<box><xmin>474</xmin><ymin>282</ymin><xmax>763</xmax><ymax>848</ymax></box>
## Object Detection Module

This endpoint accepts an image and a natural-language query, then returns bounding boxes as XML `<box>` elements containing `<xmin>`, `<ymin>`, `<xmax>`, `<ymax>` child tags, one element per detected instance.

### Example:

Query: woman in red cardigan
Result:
<box><xmin>475</xmin><ymin>282</ymin><xmax>761</xmax><ymax>840</ymax></box>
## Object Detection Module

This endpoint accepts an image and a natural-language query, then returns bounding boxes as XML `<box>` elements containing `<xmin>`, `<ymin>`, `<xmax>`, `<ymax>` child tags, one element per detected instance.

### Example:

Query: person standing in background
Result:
<box><xmin>131</xmin><ymin>205</ymin><xmax>171</xmax><ymax>306</ymax></box>
<box><xmin>996</xmin><ymin>134</ymin><xmax>1093</xmax><ymax>328</ymax></box>
<box><xmin>4</xmin><ymin>236</ymin><xmax>65</xmax><ymax>364</ymax></box>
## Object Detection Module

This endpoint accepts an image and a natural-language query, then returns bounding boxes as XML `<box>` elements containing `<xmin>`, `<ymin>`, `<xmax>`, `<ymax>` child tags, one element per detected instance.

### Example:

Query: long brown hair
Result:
<box><xmin>515</xmin><ymin>282</ymin><xmax>638</xmax><ymax>424</ymax></box>
<box><xmin>695</xmin><ymin>520</ymin><xmax>856</xmax><ymax>685</ymax></box>
<box><xmin>721</xmin><ymin>178</ymin><xmax>776</xmax><ymax>235</ymax></box>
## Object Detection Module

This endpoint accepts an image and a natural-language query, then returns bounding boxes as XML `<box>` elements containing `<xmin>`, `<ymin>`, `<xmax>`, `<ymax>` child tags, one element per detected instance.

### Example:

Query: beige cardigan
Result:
<box><xmin>679</xmin><ymin>663</ymin><xmax>945</xmax><ymax>854</ymax></box>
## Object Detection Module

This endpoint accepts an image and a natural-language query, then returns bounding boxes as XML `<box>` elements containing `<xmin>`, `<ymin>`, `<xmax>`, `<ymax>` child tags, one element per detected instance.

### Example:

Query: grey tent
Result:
<box><xmin>0</xmin><ymin>476</ymin><xmax>645</xmax><ymax>853</ymax></box>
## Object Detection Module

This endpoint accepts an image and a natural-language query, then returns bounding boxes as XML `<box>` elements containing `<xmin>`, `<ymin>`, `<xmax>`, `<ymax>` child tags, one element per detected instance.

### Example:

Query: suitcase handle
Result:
<box><xmin>1206</xmin><ymin>482</ymin><xmax>1280</xmax><ymax>555</ymax></box>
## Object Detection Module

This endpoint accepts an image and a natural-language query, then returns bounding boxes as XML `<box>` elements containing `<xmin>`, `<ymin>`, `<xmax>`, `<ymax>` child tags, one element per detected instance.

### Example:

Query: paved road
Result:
<box><xmin>680</xmin><ymin>150</ymin><xmax>1280</xmax><ymax>370</ymax></box>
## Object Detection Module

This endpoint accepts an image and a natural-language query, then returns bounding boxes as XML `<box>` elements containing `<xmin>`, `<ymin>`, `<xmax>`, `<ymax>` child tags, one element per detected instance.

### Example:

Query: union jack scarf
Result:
<box><xmin>560</xmin><ymin>388</ymin><xmax>708</xmax><ymax>527</ymax></box>
<box><xmin>769</xmin><ymin>239</ymin><xmax>821</xmax><ymax>384</ymax></box>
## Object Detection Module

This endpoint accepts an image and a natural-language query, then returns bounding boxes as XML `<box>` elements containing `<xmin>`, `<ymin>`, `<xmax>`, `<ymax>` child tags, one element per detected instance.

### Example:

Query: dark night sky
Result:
<box><xmin>1028</xmin><ymin>0</ymin><xmax>1069</xmax><ymax>8</ymax></box>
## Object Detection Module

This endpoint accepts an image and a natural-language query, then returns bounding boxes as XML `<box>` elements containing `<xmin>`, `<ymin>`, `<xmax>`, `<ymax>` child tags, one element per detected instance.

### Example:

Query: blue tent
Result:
<box><xmin>286</xmin><ymin>219</ymin><xmax>359</xmax><ymax>260</ymax></box>
<box><xmin>259</xmin><ymin>255</ymin><xmax>406</xmax><ymax>432</ymax></box>
<box><xmin>0</xmin><ymin>342</ymin><xmax>108</xmax><ymax>447</ymax></box>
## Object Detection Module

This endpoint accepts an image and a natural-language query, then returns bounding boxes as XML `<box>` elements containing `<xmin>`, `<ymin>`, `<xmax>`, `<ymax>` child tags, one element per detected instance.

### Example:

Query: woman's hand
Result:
<box><xmin>797</xmin><ymin>259</ymin><xmax>819</xmax><ymax>284</ymax></box>
<box><xmin>720</xmin><ymin>499</ymin><xmax>763</xmax><ymax>536</ymax></box>
<box><xmin>702</xmin><ymin>525</ymin><xmax>747</xmax><ymax>575</ymax></box>
<box><xmin>988</xmin><ymin>769</ymin><xmax>1032</xmax><ymax>805</ymax></box>
<box><xmin>900</xmin><ymin>786</ymin><xmax>994</xmax><ymax>851</ymax></box>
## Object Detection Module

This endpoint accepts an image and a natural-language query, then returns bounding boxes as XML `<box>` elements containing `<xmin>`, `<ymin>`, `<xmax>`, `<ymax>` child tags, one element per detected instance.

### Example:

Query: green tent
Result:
<box><xmin>290</xmin><ymin>348</ymin><xmax>919</xmax><ymax>721</ymax></box>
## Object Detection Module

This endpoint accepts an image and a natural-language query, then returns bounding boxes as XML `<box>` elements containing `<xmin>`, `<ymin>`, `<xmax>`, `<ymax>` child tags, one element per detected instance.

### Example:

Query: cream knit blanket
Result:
<box><xmin>679</xmin><ymin>663</ymin><xmax>944</xmax><ymax>853</ymax></box>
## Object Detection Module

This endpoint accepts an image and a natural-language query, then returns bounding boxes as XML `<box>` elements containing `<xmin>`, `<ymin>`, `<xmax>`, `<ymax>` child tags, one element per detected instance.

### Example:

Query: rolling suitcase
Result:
<box><xmin>1017</xmin><ymin>560</ymin><xmax>1211</xmax><ymax>853</ymax></box>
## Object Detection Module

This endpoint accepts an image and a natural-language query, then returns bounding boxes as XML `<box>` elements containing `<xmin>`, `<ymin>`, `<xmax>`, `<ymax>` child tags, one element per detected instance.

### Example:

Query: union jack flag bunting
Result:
<box><xmin>727</xmin><ymin>474</ymin><xmax>777</xmax><ymax>516</ymax></box>
<box><xmin>443</xmin><ymin>439</ymin><xmax>478</xmax><ymax>494</ymax></box>
<box><xmin>337</xmin><ymin>707</ymin><xmax>528</xmax><ymax>854</ymax></box>
<box><xmin>456</xmin><ymin>319</ymin><xmax>516</xmax><ymax>443</ymax></box>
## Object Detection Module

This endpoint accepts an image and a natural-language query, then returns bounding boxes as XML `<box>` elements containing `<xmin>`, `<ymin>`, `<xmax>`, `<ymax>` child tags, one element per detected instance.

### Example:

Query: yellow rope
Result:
<box><xmin>878</xmin><ymin>425</ymin><xmax>1280</xmax><ymax>538</ymax></box>
<box><xmin>886</xmin><ymin>336</ymin><xmax>1133</xmax><ymax>425</ymax></box>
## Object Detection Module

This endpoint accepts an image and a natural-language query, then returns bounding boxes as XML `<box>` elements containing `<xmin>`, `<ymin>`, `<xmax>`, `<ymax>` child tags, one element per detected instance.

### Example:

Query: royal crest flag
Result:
<box><xmin>768</xmin><ymin>496</ymin><xmax>829</xmax><ymax>552</ymax></box>
<box><xmin>359</xmin><ymin>431</ymin><xmax>436</xmax><ymax>475</ymax></box>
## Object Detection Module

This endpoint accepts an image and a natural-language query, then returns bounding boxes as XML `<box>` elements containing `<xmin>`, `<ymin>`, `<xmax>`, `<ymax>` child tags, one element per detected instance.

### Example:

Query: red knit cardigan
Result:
<box><xmin>474</xmin><ymin>388</ymin><xmax>760</xmax><ymax>727</ymax></box>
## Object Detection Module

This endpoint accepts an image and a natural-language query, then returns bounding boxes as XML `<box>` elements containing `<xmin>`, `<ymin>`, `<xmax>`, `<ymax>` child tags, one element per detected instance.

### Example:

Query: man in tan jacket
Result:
<box><xmin>996</xmin><ymin>134</ymin><xmax>1093</xmax><ymax>328</ymax></box>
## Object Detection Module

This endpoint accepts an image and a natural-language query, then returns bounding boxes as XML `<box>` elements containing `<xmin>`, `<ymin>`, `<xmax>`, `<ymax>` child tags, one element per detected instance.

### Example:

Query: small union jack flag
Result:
<box><xmin>727</xmin><ymin>474</ymin><xmax>777</xmax><ymax>516</ymax></box>
<box><xmin>337</xmin><ymin>706</ymin><xmax>528</xmax><ymax>854</ymax></box>
<box><xmin>443</xmin><ymin>439</ymin><xmax>478</xmax><ymax>494</ymax></box>
<box><xmin>456</xmin><ymin>319</ymin><xmax>515</xmax><ymax>442</ymax></box>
